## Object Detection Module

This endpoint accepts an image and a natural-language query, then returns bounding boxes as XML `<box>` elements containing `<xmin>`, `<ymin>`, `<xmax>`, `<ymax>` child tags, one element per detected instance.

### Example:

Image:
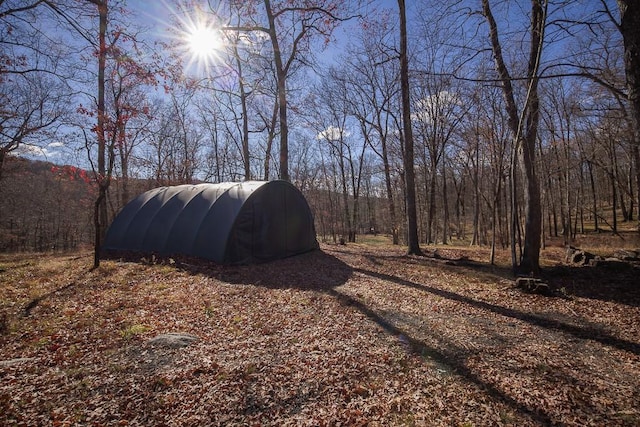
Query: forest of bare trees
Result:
<box><xmin>1</xmin><ymin>0</ymin><xmax>639</xmax><ymax>273</ymax></box>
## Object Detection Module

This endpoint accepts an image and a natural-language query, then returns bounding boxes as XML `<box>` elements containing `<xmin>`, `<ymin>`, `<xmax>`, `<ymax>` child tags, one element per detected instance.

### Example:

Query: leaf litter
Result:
<box><xmin>0</xmin><ymin>243</ymin><xmax>639</xmax><ymax>426</ymax></box>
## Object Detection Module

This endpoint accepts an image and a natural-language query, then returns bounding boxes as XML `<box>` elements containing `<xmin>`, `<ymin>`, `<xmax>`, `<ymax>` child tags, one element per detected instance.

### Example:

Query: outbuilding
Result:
<box><xmin>102</xmin><ymin>180</ymin><xmax>318</xmax><ymax>264</ymax></box>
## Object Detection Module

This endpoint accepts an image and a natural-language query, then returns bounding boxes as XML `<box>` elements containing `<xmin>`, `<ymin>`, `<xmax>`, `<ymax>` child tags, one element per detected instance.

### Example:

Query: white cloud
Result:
<box><xmin>413</xmin><ymin>90</ymin><xmax>462</xmax><ymax>124</ymax></box>
<box><xmin>16</xmin><ymin>144</ymin><xmax>61</xmax><ymax>159</ymax></box>
<box><xmin>316</xmin><ymin>125</ymin><xmax>350</xmax><ymax>141</ymax></box>
<box><xmin>47</xmin><ymin>141</ymin><xmax>65</xmax><ymax>148</ymax></box>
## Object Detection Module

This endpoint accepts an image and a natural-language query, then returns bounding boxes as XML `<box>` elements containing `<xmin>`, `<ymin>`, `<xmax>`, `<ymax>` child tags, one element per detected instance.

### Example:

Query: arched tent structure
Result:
<box><xmin>102</xmin><ymin>180</ymin><xmax>319</xmax><ymax>264</ymax></box>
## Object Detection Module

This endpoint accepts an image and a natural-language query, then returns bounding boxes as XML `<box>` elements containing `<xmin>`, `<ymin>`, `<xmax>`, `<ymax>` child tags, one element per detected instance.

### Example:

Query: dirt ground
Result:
<box><xmin>1</xmin><ymin>241</ymin><xmax>639</xmax><ymax>426</ymax></box>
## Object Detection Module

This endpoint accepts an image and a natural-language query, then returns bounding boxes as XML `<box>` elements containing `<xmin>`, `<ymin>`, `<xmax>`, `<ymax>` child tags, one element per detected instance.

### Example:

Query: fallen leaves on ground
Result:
<box><xmin>0</xmin><ymin>243</ymin><xmax>639</xmax><ymax>426</ymax></box>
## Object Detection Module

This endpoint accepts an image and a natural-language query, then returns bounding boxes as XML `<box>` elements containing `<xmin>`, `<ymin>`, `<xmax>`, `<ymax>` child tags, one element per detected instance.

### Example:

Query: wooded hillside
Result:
<box><xmin>1</xmin><ymin>155</ymin><xmax>638</xmax><ymax>256</ymax></box>
<box><xmin>2</xmin><ymin>1</ymin><xmax>640</xmax><ymax>270</ymax></box>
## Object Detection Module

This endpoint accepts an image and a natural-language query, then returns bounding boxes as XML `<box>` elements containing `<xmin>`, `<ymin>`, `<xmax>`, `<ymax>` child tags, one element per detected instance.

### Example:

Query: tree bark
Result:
<box><xmin>93</xmin><ymin>0</ymin><xmax>108</xmax><ymax>269</ymax></box>
<box><xmin>472</xmin><ymin>132</ymin><xmax>480</xmax><ymax>246</ymax></box>
<box><xmin>587</xmin><ymin>159</ymin><xmax>599</xmax><ymax>231</ymax></box>
<box><xmin>264</xmin><ymin>0</ymin><xmax>289</xmax><ymax>182</ymax></box>
<box><xmin>482</xmin><ymin>0</ymin><xmax>545</xmax><ymax>275</ymax></box>
<box><xmin>441</xmin><ymin>157</ymin><xmax>449</xmax><ymax>244</ymax></box>
<box><xmin>0</xmin><ymin>150</ymin><xmax>5</xmax><ymax>183</ymax></box>
<box><xmin>118</xmin><ymin>122</ymin><xmax>129</xmax><ymax>207</ymax></box>
<box><xmin>263</xmin><ymin>99</ymin><xmax>279</xmax><ymax>181</ymax></box>
<box><xmin>381</xmin><ymin>134</ymin><xmax>399</xmax><ymax>244</ymax></box>
<box><xmin>233</xmin><ymin>45</ymin><xmax>251</xmax><ymax>181</ymax></box>
<box><xmin>618</xmin><ymin>1</ymin><xmax>640</xmax><ymax>229</ymax></box>
<box><xmin>398</xmin><ymin>0</ymin><xmax>421</xmax><ymax>255</ymax></box>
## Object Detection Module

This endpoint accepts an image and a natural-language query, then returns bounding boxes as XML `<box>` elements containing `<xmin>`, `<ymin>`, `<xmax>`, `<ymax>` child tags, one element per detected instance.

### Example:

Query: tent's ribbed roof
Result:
<box><xmin>103</xmin><ymin>181</ymin><xmax>318</xmax><ymax>264</ymax></box>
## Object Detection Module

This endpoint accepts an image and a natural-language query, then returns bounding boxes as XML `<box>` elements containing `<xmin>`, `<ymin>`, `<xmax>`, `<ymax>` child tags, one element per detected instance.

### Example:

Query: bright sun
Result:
<box><xmin>169</xmin><ymin>1</ymin><xmax>226</xmax><ymax>75</ymax></box>
<box><xmin>187</xmin><ymin>24</ymin><xmax>220</xmax><ymax>60</ymax></box>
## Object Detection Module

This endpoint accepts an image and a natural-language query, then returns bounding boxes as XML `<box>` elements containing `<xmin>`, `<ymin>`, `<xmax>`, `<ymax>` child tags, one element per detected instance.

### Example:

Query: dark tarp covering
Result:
<box><xmin>102</xmin><ymin>180</ymin><xmax>319</xmax><ymax>264</ymax></box>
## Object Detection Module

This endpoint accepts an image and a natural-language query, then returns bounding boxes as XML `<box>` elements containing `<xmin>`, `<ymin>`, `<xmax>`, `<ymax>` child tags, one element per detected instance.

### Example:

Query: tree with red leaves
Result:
<box><xmin>47</xmin><ymin>0</ymin><xmax>159</xmax><ymax>267</ymax></box>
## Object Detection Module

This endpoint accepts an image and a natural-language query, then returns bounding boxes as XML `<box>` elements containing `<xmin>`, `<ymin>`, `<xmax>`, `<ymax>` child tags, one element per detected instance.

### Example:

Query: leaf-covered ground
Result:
<box><xmin>1</xmin><ymin>242</ymin><xmax>639</xmax><ymax>426</ymax></box>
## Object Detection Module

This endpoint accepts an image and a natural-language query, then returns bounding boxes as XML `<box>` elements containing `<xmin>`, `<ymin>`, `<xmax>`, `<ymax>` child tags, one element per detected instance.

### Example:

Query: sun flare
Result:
<box><xmin>169</xmin><ymin>1</ymin><xmax>226</xmax><ymax>76</ymax></box>
<box><xmin>187</xmin><ymin>24</ymin><xmax>221</xmax><ymax>61</ymax></box>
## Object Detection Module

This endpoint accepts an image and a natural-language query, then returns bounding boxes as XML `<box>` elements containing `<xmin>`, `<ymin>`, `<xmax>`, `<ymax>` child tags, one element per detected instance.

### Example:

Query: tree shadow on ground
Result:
<box><xmin>328</xmin><ymin>288</ymin><xmax>555</xmax><ymax>426</ymax></box>
<box><xmin>176</xmin><ymin>249</ymin><xmax>559</xmax><ymax>424</ymax></box>
<box><xmin>150</xmin><ymin>246</ymin><xmax>638</xmax><ymax>424</ymax></box>
<box><xmin>359</xmin><ymin>246</ymin><xmax>640</xmax><ymax>307</ymax></box>
<box><xmin>352</xmin><ymin>266</ymin><xmax>640</xmax><ymax>356</ymax></box>
<box><xmin>333</xmin><ymin>262</ymin><xmax>640</xmax><ymax>425</ymax></box>
<box><xmin>174</xmin><ymin>248</ymin><xmax>353</xmax><ymax>291</ymax></box>
<box><xmin>542</xmin><ymin>264</ymin><xmax>640</xmax><ymax>307</ymax></box>
<box><xmin>363</xmin><ymin>250</ymin><xmax>516</xmax><ymax>282</ymax></box>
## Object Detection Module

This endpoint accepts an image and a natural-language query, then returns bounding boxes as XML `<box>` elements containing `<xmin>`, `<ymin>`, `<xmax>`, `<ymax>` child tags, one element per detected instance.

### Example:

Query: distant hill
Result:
<box><xmin>0</xmin><ymin>156</ymin><xmax>152</xmax><ymax>252</ymax></box>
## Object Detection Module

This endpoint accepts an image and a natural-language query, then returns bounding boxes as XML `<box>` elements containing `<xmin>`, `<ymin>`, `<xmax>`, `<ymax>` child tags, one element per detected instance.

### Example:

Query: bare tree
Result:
<box><xmin>341</xmin><ymin>17</ymin><xmax>403</xmax><ymax>244</ymax></box>
<box><xmin>310</xmin><ymin>68</ymin><xmax>366</xmax><ymax>243</ymax></box>
<box><xmin>482</xmin><ymin>0</ymin><xmax>546</xmax><ymax>275</ymax></box>
<box><xmin>47</xmin><ymin>0</ymin><xmax>160</xmax><ymax>267</ymax></box>
<box><xmin>0</xmin><ymin>72</ymin><xmax>66</xmax><ymax>181</ymax></box>
<box><xmin>79</xmin><ymin>0</ymin><xmax>111</xmax><ymax>268</ymax></box>
<box><xmin>539</xmin><ymin>79</ymin><xmax>584</xmax><ymax>245</ymax></box>
<box><xmin>145</xmin><ymin>90</ymin><xmax>203</xmax><ymax>186</ymax></box>
<box><xmin>200</xmin><ymin>0</ymin><xmax>359</xmax><ymax>182</ymax></box>
<box><xmin>398</xmin><ymin>0</ymin><xmax>421</xmax><ymax>255</ymax></box>
<box><xmin>0</xmin><ymin>1</ymin><xmax>69</xmax><ymax>181</ymax></box>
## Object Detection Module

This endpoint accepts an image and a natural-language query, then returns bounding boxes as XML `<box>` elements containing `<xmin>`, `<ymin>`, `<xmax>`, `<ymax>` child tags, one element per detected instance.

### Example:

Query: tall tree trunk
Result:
<box><xmin>472</xmin><ymin>133</ymin><xmax>480</xmax><ymax>246</ymax></box>
<box><xmin>520</xmin><ymin>133</ymin><xmax>542</xmax><ymax>274</ymax></box>
<box><xmin>378</xmin><ymin>114</ymin><xmax>399</xmax><ymax>244</ymax></box>
<box><xmin>264</xmin><ymin>0</ymin><xmax>289</xmax><ymax>182</ymax></box>
<box><xmin>234</xmin><ymin>49</ymin><xmax>251</xmax><ymax>181</ymax></box>
<box><xmin>490</xmin><ymin>177</ymin><xmax>503</xmax><ymax>265</ymax></box>
<box><xmin>587</xmin><ymin>159</ymin><xmax>599</xmax><ymax>231</ymax></box>
<box><xmin>427</xmin><ymin>168</ymin><xmax>436</xmax><ymax>243</ymax></box>
<box><xmin>0</xmin><ymin>150</ymin><xmax>5</xmax><ymax>183</ymax></box>
<box><xmin>441</xmin><ymin>157</ymin><xmax>449</xmax><ymax>244</ymax></box>
<box><xmin>382</xmin><ymin>141</ymin><xmax>399</xmax><ymax>244</ymax></box>
<box><xmin>633</xmin><ymin>144</ymin><xmax>640</xmax><ymax>222</ymax></box>
<box><xmin>263</xmin><ymin>99</ymin><xmax>279</xmax><ymax>181</ymax></box>
<box><xmin>564</xmin><ymin>143</ymin><xmax>572</xmax><ymax>244</ymax></box>
<box><xmin>93</xmin><ymin>0</ymin><xmax>108</xmax><ymax>269</ymax></box>
<box><xmin>337</xmin><ymin>146</ymin><xmax>352</xmax><ymax>242</ymax></box>
<box><xmin>579</xmin><ymin>158</ymin><xmax>586</xmax><ymax>233</ymax></box>
<box><xmin>118</xmin><ymin>122</ymin><xmax>129</xmax><ymax>208</ymax></box>
<box><xmin>618</xmin><ymin>1</ymin><xmax>640</xmax><ymax>230</ymax></box>
<box><xmin>629</xmin><ymin>161</ymin><xmax>635</xmax><ymax>220</ymax></box>
<box><xmin>611</xmin><ymin>169</ymin><xmax>618</xmax><ymax>232</ymax></box>
<box><xmin>509</xmin><ymin>144</ymin><xmax>519</xmax><ymax>268</ymax></box>
<box><xmin>398</xmin><ymin>0</ymin><xmax>421</xmax><ymax>255</ymax></box>
<box><xmin>483</xmin><ymin>0</ymin><xmax>545</xmax><ymax>275</ymax></box>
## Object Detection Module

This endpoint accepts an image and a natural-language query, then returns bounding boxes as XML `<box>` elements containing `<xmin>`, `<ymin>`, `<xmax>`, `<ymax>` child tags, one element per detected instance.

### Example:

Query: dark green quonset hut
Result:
<box><xmin>102</xmin><ymin>180</ymin><xmax>319</xmax><ymax>264</ymax></box>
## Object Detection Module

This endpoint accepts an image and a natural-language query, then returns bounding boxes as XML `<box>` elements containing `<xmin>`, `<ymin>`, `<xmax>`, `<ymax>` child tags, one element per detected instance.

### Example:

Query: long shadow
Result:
<box><xmin>139</xmin><ymin>248</ymin><xmax>637</xmax><ymax>423</ymax></box>
<box><xmin>362</xmin><ymin>250</ymin><xmax>516</xmax><ymax>283</ymax></box>
<box><xmin>176</xmin><ymin>248</ymin><xmax>639</xmax><ymax>355</ymax></box>
<box><xmin>178</xmin><ymin>249</ymin><xmax>558</xmax><ymax>423</ymax></box>
<box><xmin>128</xmin><ymin>248</ymin><xmax>640</xmax><ymax>356</ymax></box>
<box><xmin>21</xmin><ymin>281</ymin><xmax>79</xmax><ymax>317</ymax></box>
<box><xmin>360</xmin><ymin>247</ymin><xmax>640</xmax><ymax>307</ymax></box>
<box><xmin>353</xmin><ymin>267</ymin><xmax>640</xmax><ymax>356</ymax></box>
<box><xmin>329</xmin><ymin>288</ymin><xmax>555</xmax><ymax>426</ymax></box>
<box><xmin>542</xmin><ymin>264</ymin><xmax>640</xmax><ymax>307</ymax></box>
